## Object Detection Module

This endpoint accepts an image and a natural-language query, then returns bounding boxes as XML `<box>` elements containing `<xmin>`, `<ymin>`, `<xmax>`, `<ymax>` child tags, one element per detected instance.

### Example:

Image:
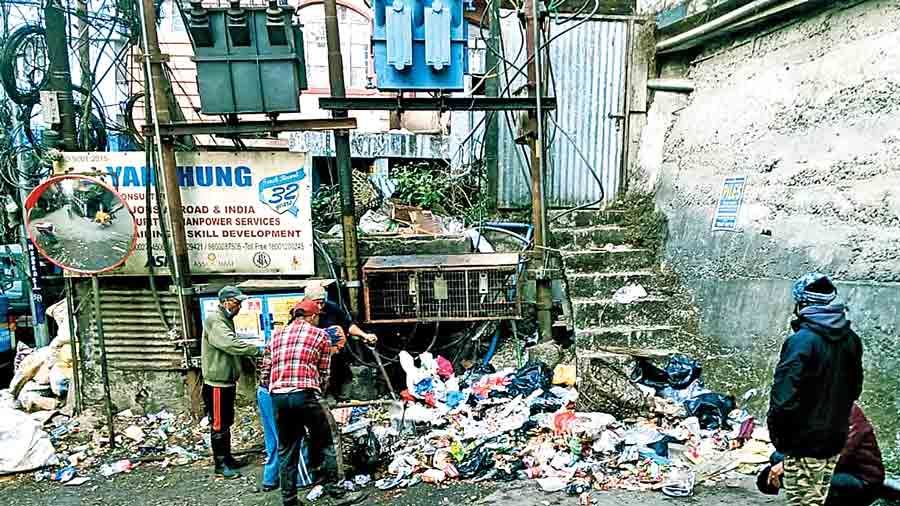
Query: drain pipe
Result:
<box><xmin>656</xmin><ymin>0</ymin><xmax>786</xmax><ymax>53</ymax></box>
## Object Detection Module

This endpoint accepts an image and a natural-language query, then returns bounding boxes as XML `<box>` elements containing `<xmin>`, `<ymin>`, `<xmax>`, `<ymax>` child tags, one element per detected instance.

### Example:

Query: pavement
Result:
<box><xmin>0</xmin><ymin>459</ymin><xmax>784</xmax><ymax>506</ymax></box>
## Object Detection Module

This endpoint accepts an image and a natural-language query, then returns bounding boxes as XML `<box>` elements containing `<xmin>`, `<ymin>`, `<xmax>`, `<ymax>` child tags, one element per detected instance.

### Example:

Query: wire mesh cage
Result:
<box><xmin>363</xmin><ymin>253</ymin><xmax>522</xmax><ymax>323</ymax></box>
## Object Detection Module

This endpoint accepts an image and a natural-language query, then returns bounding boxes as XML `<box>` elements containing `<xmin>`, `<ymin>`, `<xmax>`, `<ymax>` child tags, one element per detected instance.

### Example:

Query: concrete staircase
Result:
<box><xmin>550</xmin><ymin>209</ymin><xmax>682</xmax><ymax>353</ymax></box>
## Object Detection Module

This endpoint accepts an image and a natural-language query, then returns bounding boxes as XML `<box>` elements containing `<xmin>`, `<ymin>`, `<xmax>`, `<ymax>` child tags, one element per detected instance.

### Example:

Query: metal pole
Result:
<box><xmin>65</xmin><ymin>277</ymin><xmax>82</xmax><ymax>414</ymax></box>
<box><xmin>92</xmin><ymin>275</ymin><xmax>115</xmax><ymax>448</ymax></box>
<box><xmin>483</xmin><ymin>0</ymin><xmax>501</xmax><ymax>210</ymax></box>
<box><xmin>525</xmin><ymin>0</ymin><xmax>553</xmax><ymax>341</ymax></box>
<box><xmin>44</xmin><ymin>0</ymin><xmax>78</xmax><ymax>149</ymax></box>
<box><xmin>323</xmin><ymin>0</ymin><xmax>362</xmax><ymax>316</ymax></box>
<box><xmin>138</xmin><ymin>0</ymin><xmax>194</xmax><ymax>341</ymax></box>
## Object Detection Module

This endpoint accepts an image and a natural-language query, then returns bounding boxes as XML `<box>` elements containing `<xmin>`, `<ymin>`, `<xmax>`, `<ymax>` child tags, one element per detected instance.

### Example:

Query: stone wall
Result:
<box><xmin>635</xmin><ymin>0</ymin><xmax>900</xmax><ymax>469</ymax></box>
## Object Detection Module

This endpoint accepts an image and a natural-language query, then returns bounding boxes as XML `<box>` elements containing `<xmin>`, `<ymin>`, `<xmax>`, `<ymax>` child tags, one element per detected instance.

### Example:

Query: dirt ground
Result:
<box><xmin>0</xmin><ymin>459</ymin><xmax>783</xmax><ymax>506</ymax></box>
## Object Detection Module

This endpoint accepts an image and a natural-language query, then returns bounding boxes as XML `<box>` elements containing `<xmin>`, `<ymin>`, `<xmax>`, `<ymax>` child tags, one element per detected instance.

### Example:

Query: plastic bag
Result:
<box><xmin>633</xmin><ymin>355</ymin><xmax>702</xmax><ymax>391</ymax></box>
<box><xmin>506</xmin><ymin>361</ymin><xmax>552</xmax><ymax>398</ymax></box>
<box><xmin>436</xmin><ymin>355</ymin><xmax>454</xmax><ymax>380</ymax></box>
<box><xmin>552</xmin><ymin>364</ymin><xmax>576</xmax><ymax>386</ymax></box>
<box><xmin>684</xmin><ymin>393</ymin><xmax>736</xmax><ymax>430</ymax></box>
<box><xmin>456</xmin><ymin>446</ymin><xmax>493</xmax><ymax>479</ymax></box>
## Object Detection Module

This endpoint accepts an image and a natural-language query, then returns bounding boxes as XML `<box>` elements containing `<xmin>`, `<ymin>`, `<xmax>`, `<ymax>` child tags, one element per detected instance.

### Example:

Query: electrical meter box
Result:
<box><xmin>372</xmin><ymin>0</ymin><xmax>469</xmax><ymax>91</ymax></box>
<box><xmin>187</xmin><ymin>1</ymin><xmax>308</xmax><ymax>115</ymax></box>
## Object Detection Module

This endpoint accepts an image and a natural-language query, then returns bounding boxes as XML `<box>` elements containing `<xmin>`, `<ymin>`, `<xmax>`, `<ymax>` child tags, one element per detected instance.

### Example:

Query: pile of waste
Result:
<box><xmin>328</xmin><ymin>352</ymin><xmax>774</xmax><ymax>502</ymax></box>
<box><xmin>6</xmin><ymin>300</ymin><xmax>77</xmax><ymax>413</ymax></box>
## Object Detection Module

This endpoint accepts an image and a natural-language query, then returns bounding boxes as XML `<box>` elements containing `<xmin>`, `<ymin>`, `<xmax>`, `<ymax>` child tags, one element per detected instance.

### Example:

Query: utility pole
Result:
<box><xmin>323</xmin><ymin>0</ymin><xmax>362</xmax><ymax>316</ymax></box>
<box><xmin>524</xmin><ymin>0</ymin><xmax>553</xmax><ymax>341</ymax></box>
<box><xmin>76</xmin><ymin>0</ymin><xmax>91</xmax><ymax>148</ymax></box>
<box><xmin>44</xmin><ymin>0</ymin><xmax>78</xmax><ymax>149</ymax></box>
<box><xmin>483</xmin><ymin>1</ymin><xmax>500</xmax><ymax>210</ymax></box>
<box><xmin>138</xmin><ymin>0</ymin><xmax>195</xmax><ymax>345</ymax></box>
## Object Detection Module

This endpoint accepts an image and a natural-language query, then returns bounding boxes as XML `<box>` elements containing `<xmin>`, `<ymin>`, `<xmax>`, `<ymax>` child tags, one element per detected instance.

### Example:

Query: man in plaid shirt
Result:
<box><xmin>260</xmin><ymin>299</ymin><xmax>334</xmax><ymax>506</ymax></box>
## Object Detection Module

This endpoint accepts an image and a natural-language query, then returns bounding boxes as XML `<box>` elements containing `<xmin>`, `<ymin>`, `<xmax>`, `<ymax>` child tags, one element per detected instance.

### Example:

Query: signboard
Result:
<box><xmin>712</xmin><ymin>176</ymin><xmax>747</xmax><ymax>231</ymax></box>
<box><xmin>55</xmin><ymin>151</ymin><xmax>314</xmax><ymax>275</ymax></box>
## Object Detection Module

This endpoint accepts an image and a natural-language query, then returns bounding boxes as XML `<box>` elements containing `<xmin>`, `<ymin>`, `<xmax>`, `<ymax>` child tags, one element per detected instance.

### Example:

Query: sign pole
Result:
<box><xmin>138</xmin><ymin>0</ymin><xmax>195</xmax><ymax>344</ymax></box>
<box><xmin>92</xmin><ymin>275</ymin><xmax>116</xmax><ymax>449</ymax></box>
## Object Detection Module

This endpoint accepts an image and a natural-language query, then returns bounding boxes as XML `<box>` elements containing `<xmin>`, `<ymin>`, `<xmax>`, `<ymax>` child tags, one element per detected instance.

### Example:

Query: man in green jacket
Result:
<box><xmin>202</xmin><ymin>286</ymin><xmax>261</xmax><ymax>479</ymax></box>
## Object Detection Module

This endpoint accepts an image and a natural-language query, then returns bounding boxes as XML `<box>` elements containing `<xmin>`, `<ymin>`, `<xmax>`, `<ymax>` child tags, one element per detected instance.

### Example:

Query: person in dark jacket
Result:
<box><xmin>302</xmin><ymin>283</ymin><xmax>376</xmax><ymax>399</ymax></box>
<box><xmin>767</xmin><ymin>272</ymin><xmax>864</xmax><ymax>506</ymax></box>
<box><xmin>758</xmin><ymin>402</ymin><xmax>885</xmax><ymax>506</ymax></box>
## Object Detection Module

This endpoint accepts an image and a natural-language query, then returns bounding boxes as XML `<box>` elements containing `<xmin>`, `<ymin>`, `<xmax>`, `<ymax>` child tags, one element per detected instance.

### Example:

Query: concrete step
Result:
<box><xmin>575</xmin><ymin>324</ymin><xmax>680</xmax><ymax>350</ymax></box>
<box><xmin>550</xmin><ymin>209</ymin><xmax>626</xmax><ymax>228</ymax></box>
<box><xmin>561</xmin><ymin>247</ymin><xmax>656</xmax><ymax>274</ymax></box>
<box><xmin>551</xmin><ymin>225</ymin><xmax>628</xmax><ymax>249</ymax></box>
<box><xmin>566</xmin><ymin>271</ymin><xmax>658</xmax><ymax>299</ymax></box>
<box><xmin>571</xmin><ymin>296</ymin><xmax>670</xmax><ymax>328</ymax></box>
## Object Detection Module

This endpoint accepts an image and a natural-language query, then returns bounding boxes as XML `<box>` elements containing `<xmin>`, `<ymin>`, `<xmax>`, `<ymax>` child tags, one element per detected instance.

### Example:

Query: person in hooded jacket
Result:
<box><xmin>768</xmin><ymin>272</ymin><xmax>864</xmax><ymax>506</ymax></box>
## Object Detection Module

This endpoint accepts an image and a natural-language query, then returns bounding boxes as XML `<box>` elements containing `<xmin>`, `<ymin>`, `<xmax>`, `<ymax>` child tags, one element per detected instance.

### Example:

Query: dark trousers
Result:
<box><xmin>327</xmin><ymin>348</ymin><xmax>353</xmax><ymax>398</ymax></box>
<box><xmin>202</xmin><ymin>384</ymin><xmax>236</xmax><ymax>467</ymax></box>
<box><xmin>272</xmin><ymin>390</ymin><xmax>333</xmax><ymax>506</ymax></box>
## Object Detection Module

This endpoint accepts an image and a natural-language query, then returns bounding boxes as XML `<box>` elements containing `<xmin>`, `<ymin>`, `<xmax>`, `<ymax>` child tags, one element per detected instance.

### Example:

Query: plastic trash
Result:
<box><xmin>662</xmin><ymin>469</ymin><xmax>696</xmax><ymax>497</ymax></box>
<box><xmin>353</xmin><ymin>474</ymin><xmax>371</xmax><ymax>487</ymax></box>
<box><xmin>613</xmin><ymin>284</ymin><xmax>648</xmax><ymax>304</ymax></box>
<box><xmin>53</xmin><ymin>466</ymin><xmax>76</xmax><ymax>483</ymax></box>
<box><xmin>633</xmin><ymin>355</ymin><xmax>702</xmax><ymax>391</ymax></box>
<box><xmin>100</xmin><ymin>459</ymin><xmax>133</xmax><ymax>477</ymax></box>
<box><xmin>422</xmin><ymin>469</ymin><xmax>447</xmax><ymax>483</ymax></box>
<box><xmin>566</xmin><ymin>480</ymin><xmax>590</xmax><ymax>496</ymax></box>
<box><xmin>445</xmin><ymin>391</ymin><xmax>465</xmax><ymax>409</ymax></box>
<box><xmin>456</xmin><ymin>446</ymin><xmax>493</xmax><ymax>479</ymax></box>
<box><xmin>537</xmin><ymin>477</ymin><xmax>567</xmax><ymax>492</ymax></box>
<box><xmin>552</xmin><ymin>411</ymin><xmax>577</xmax><ymax>433</ymax></box>
<box><xmin>552</xmin><ymin>365</ymin><xmax>576</xmax><ymax>386</ymax></box>
<box><xmin>506</xmin><ymin>361</ymin><xmax>553</xmax><ymax>398</ymax></box>
<box><xmin>436</xmin><ymin>355</ymin><xmax>454</xmax><ymax>380</ymax></box>
<box><xmin>306</xmin><ymin>484</ymin><xmax>324</xmax><ymax>501</ymax></box>
<box><xmin>685</xmin><ymin>393</ymin><xmax>736</xmax><ymax>430</ymax></box>
<box><xmin>123</xmin><ymin>425</ymin><xmax>144</xmax><ymax>442</ymax></box>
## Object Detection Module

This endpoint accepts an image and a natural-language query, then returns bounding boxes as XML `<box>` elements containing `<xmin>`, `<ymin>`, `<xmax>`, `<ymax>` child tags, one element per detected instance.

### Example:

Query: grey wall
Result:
<box><xmin>637</xmin><ymin>0</ymin><xmax>900</xmax><ymax>469</ymax></box>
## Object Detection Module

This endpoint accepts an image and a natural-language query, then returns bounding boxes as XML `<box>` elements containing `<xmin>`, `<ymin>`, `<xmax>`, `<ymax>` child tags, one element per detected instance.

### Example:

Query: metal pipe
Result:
<box><xmin>92</xmin><ymin>275</ymin><xmax>115</xmax><ymax>448</ymax></box>
<box><xmin>619</xmin><ymin>19</ymin><xmax>634</xmax><ymax>196</ymax></box>
<box><xmin>65</xmin><ymin>278</ymin><xmax>82</xmax><ymax>415</ymax></box>
<box><xmin>656</xmin><ymin>0</ymin><xmax>786</xmax><ymax>53</ymax></box>
<box><xmin>76</xmin><ymin>0</ymin><xmax>91</xmax><ymax>148</ymax></box>
<box><xmin>323</xmin><ymin>0</ymin><xmax>362</xmax><ymax>316</ymax></box>
<box><xmin>138</xmin><ymin>0</ymin><xmax>194</xmax><ymax>343</ymax></box>
<box><xmin>526</xmin><ymin>0</ymin><xmax>553</xmax><ymax>342</ymax></box>
<box><xmin>647</xmin><ymin>78</ymin><xmax>695</xmax><ymax>93</ymax></box>
<box><xmin>484</xmin><ymin>1</ymin><xmax>501</xmax><ymax>210</ymax></box>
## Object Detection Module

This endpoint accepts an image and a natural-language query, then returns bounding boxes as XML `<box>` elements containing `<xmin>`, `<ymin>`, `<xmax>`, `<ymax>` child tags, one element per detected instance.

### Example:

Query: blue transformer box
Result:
<box><xmin>372</xmin><ymin>0</ymin><xmax>469</xmax><ymax>91</ymax></box>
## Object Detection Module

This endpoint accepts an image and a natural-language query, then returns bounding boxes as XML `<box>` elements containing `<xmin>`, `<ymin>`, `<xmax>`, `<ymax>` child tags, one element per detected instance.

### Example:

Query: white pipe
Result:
<box><xmin>656</xmin><ymin>0</ymin><xmax>786</xmax><ymax>53</ymax></box>
<box><xmin>648</xmin><ymin>78</ymin><xmax>695</xmax><ymax>93</ymax></box>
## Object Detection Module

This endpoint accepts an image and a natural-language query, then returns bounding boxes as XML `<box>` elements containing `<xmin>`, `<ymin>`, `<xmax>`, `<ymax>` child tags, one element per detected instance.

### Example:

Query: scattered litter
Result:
<box><xmin>64</xmin><ymin>477</ymin><xmax>90</xmax><ymax>486</ymax></box>
<box><xmin>306</xmin><ymin>484</ymin><xmax>324</xmax><ymax>501</ymax></box>
<box><xmin>613</xmin><ymin>284</ymin><xmax>648</xmax><ymax>304</ymax></box>
<box><xmin>99</xmin><ymin>459</ymin><xmax>133</xmax><ymax>477</ymax></box>
<box><xmin>123</xmin><ymin>425</ymin><xmax>144</xmax><ymax>443</ymax></box>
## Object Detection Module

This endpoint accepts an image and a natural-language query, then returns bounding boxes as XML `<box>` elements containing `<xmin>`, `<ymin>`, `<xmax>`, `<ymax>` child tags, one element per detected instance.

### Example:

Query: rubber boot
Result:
<box><xmin>214</xmin><ymin>457</ymin><xmax>241</xmax><ymax>480</ymax></box>
<box><xmin>222</xmin><ymin>430</ymin><xmax>247</xmax><ymax>469</ymax></box>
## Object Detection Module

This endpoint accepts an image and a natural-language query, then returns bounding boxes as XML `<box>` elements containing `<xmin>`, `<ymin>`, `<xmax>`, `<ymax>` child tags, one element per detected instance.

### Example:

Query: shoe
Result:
<box><xmin>214</xmin><ymin>465</ymin><xmax>241</xmax><ymax>479</ymax></box>
<box><xmin>260</xmin><ymin>483</ymin><xmax>278</xmax><ymax>492</ymax></box>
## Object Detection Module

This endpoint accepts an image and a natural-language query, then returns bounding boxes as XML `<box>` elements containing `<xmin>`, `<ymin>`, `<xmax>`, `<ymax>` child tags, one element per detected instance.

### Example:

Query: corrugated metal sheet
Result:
<box><xmin>496</xmin><ymin>18</ymin><xmax>628</xmax><ymax>208</ymax></box>
<box><xmin>86</xmin><ymin>287</ymin><xmax>185</xmax><ymax>371</ymax></box>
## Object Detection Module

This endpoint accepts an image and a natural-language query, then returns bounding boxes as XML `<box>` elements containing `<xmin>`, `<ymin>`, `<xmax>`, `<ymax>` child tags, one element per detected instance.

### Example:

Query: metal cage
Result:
<box><xmin>362</xmin><ymin>253</ymin><xmax>522</xmax><ymax>323</ymax></box>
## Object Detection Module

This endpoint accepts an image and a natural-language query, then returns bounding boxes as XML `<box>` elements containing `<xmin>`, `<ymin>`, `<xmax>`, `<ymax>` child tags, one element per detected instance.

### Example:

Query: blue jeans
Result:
<box><xmin>256</xmin><ymin>387</ymin><xmax>312</xmax><ymax>488</ymax></box>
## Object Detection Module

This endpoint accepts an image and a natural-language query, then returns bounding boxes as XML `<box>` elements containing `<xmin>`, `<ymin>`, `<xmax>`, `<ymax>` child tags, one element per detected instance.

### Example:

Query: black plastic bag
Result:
<box><xmin>506</xmin><ymin>361</ymin><xmax>553</xmax><ymax>397</ymax></box>
<box><xmin>456</xmin><ymin>446</ymin><xmax>494</xmax><ymax>479</ymax></box>
<box><xmin>684</xmin><ymin>393</ymin><xmax>736</xmax><ymax>430</ymax></box>
<box><xmin>665</xmin><ymin>355</ymin><xmax>702</xmax><ymax>390</ymax></box>
<box><xmin>633</xmin><ymin>355</ymin><xmax>702</xmax><ymax>391</ymax></box>
<box><xmin>348</xmin><ymin>427</ymin><xmax>383</xmax><ymax>474</ymax></box>
<box><xmin>529</xmin><ymin>391</ymin><xmax>564</xmax><ymax>415</ymax></box>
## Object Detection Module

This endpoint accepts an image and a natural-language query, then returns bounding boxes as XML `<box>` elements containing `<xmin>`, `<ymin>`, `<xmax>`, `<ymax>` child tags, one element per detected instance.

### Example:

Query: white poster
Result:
<box><xmin>55</xmin><ymin>151</ymin><xmax>314</xmax><ymax>276</ymax></box>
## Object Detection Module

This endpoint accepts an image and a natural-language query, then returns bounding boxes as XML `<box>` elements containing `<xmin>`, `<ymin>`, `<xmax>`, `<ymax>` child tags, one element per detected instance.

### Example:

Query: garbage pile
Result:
<box><xmin>330</xmin><ymin>352</ymin><xmax>774</xmax><ymax>501</ymax></box>
<box><xmin>7</xmin><ymin>300</ymin><xmax>77</xmax><ymax>413</ymax></box>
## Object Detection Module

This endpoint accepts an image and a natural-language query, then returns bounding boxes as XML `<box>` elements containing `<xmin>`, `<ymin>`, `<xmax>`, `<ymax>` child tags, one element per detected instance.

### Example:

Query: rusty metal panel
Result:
<box><xmin>497</xmin><ymin>17</ymin><xmax>628</xmax><ymax>209</ymax></box>
<box><xmin>363</xmin><ymin>254</ymin><xmax>522</xmax><ymax>323</ymax></box>
<box><xmin>86</xmin><ymin>287</ymin><xmax>185</xmax><ymax>371</ymax></box>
